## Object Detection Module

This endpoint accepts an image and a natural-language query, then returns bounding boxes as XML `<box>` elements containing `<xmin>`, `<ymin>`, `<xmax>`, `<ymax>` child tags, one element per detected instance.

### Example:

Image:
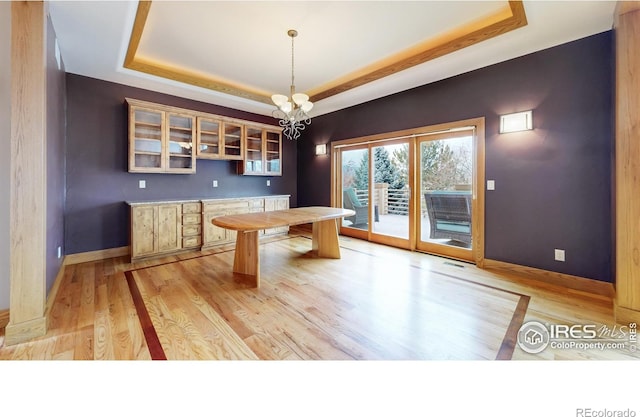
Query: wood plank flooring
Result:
<box><xmin>0</xmin><ymin>229</ymin><xmax>638</xmax><ymax>360</ymax></box>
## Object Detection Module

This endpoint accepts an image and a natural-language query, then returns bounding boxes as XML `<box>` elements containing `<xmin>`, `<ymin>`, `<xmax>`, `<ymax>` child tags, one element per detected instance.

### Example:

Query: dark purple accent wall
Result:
<box><xmin>46</xmin><ymin>16</ymin><xmax>66</xmax><ymax>294</ymax></box>
<box><xmin>298</xmin><ymin>31</ymin><xmax>614</xmax><ymax>283</ymax></box>
<box><xmin>65</xmin><ymin>74</ymin><xmax>297</xmax><ymax>254</ymax></box>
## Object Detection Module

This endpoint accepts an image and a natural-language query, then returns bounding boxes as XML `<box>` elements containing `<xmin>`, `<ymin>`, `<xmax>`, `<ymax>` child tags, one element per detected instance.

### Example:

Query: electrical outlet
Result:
<box><xmin>487</xmin><ymin>180</ymin><xmax>495</xmax><ymax>190</ymax></box>
<box><xmin>213</xmin><ymin>180</ymin><xmax>218</xmax><ymax>188</ymax></box>
<box><xmin>139</xmin><ymin>180</ymin><xmax>146</xmax><ymax>189</ymax></box>
<box><xmin>267</xmin><ymin>180</ymin><xmax>271</xmax><ymax>186</ymax></box>
<box><xmin>554</xmin><ymin>249</ymin><xmax>565</xmax><ymax>262</ymax></box>
<box><xmin>57</xmin><ymin>246</ymin><xmax>62</xmax><ymax>259</ymax></box>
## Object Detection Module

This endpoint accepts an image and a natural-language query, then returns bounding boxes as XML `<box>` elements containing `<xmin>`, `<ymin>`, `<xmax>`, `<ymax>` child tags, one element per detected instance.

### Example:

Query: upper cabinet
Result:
<box><xmin>127</xmin><ymin>98</ymin><xmax>282</xmax><ymax>175</ymax></box>
<box><xmin>241</xmin><ymin>125</ymin><xmax>282</xmax><ymax>176</ymax></box>
<box><xmin>128</xmin><ymin>99</ymin><xmax>195</xmax><ymax>174</ymax></box>
<box><xmin>196</xmin><ymin>117</ymin><xmax>244</xmax><ymax>161</ymax></box>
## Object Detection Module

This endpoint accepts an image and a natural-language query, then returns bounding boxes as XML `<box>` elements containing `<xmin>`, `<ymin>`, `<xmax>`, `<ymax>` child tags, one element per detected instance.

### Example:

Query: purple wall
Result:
<box><xmin>298</xmin><ymin>32</ymin><xmax>614</xmax><ymax>283</ymax></box>
<box><xmin>65</xmin><ymin>75</ymin><xmax>297</xmax><ymax>254</ymax></box>
<box><xmin>46</xmin><ymin>15</ymin><xmax>66</xmax><ymax>293</ymax></box>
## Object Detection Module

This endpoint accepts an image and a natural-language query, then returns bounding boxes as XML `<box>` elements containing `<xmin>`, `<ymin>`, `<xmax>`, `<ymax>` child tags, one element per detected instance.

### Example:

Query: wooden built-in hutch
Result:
<box><xmin>127</xmin><ymin>98</ymin><xmax>282</xmax><ymax>176</ymax></box>
<box><xmin>128</xmin><ymin>195</ymin><xmax>290</xmax><ymax>262</ymax></box>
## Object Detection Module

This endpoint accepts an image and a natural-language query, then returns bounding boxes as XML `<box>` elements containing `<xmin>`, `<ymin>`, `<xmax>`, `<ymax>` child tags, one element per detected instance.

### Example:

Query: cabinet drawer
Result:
<box><xmin>183</xmin><ymin>235</ymin><xmax>202</xmax><ymax>248</ymax></box>
<box><xmin>203</xmin><ymin>201</ymin><xmax>250</xmax><ymax>212</ymax></box>
<box><xmin>183</xmin><ymin>202</ymin><xmax>201</xmax><ymax>214</ymax></box>
<box><xmin>183</xmin><ymin>224</ymin><xmax>201</xmax><ymax>236</ymax></box>
<box><xmin>183</xmin><ymin>213</ymin><xmax>201</xmax><ymax>225</ymax></box>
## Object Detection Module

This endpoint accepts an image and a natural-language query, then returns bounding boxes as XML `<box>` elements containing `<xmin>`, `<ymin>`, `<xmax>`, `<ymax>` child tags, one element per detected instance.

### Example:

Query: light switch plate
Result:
<box><xmin>139</xmin><ymin>180</ymin><xmax>146</xmax><ymax>189</ymax></box>
<box><xmin>213</xmin><ymin>180</ymin><xmax>218</xmax><ymax>188</ymax></box>
<box><xmin>267</xmin><ymin>180</ymin><xmax>271</xmax><ymax>186</ymax></box>
<box><xmin>554</xmin><ymin>249</ymin><xmax>565</xmax><ymax>262</ymax></box>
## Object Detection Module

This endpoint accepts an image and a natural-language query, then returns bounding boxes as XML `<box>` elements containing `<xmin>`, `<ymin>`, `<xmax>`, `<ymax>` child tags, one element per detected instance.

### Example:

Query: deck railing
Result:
<box><xmin>353</xmin><ymin>185</ymin><xmax>412</xmax><ymax>216</ymax></box>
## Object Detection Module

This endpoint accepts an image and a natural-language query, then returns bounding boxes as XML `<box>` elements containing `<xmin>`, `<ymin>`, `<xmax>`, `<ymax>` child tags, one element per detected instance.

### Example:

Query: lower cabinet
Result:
<box><xmin>129</xmin><ymin>195</ymin><xmax>290</xmax><ymax>261</ymax></box>
<box><xmin>264</xmin><ymin>196</ymin><xmax>290</xmax><ymax>236</ymax></box>
<box><xmin>130</xmin><ymin>203</ymin><xmax>183</xmax><ymax>260</ymax></box>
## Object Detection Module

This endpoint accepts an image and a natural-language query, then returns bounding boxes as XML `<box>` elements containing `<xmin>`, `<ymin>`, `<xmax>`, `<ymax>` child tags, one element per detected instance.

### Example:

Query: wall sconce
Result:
<box><xmin>500</xmin><ymin>110</ymin><xmax>533</xmax><ymax>133</ymax></box>
<box><xmin>315</xmin><ymin>144</ymin><xmax>327</xmax><ymax>155</ymax></box>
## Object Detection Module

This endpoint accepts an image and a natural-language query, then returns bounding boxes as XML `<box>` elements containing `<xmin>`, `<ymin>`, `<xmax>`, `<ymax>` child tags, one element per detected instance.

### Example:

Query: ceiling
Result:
<box><xmin>48</xmin><ymin>1</ymin><xmax>617</xmax><ymax>118</ymax></box>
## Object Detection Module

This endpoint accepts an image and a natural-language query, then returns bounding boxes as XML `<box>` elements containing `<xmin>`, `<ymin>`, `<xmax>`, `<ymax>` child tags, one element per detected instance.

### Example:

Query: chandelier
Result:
<box><xmin>271</xmin><ymin>29</ymin><xmax>313</xmax><ymax>140</ymax></box>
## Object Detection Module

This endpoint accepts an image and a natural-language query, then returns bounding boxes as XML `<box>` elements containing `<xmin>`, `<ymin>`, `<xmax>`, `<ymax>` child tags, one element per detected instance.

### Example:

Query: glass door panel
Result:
<box><xmin>167</xmin><ymin>113</ymin><xmax>194</xmax><ymax>170</ymax></box>
<box><xmin>223</xmin><ymin>122</ymin><xmax>243</xmax><ymax>159</ymax></box>
<box><xmin>197</xmin><ymin>118</ymin><xmax>221</xmax><ymax>158</ymax></box>
<box><xmin>132</xmin><ymin>108</ymin><xmax>163</xmax><ymax>169</ymax></box>
<box><xmin>417</xmin><ymin>134</ymin><xmax>473</xmax><ymax>259</ymax></box>
<box><xmin>371</xmin><ymin>142</ymin><xmax>410</xmax><ymax>242</ymax></box>
<box><xmin>265</xmin><ymin>130</ymin><xmax>282</xmax><ymax>175</ymax></box>
<box><xmin>245</xmin><ymin>126</ymin><xmax>263</xmax><ymax>173</ymax></box>
<box><xmin>340</xmin><ymin>147</ymin><xmax>371</xmax><ymax>232</ymax></box>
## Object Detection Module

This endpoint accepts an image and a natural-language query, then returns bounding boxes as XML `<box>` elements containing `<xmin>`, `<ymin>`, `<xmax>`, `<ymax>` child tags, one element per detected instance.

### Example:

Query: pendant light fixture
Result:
<box><xmin>271</xmin><ymin>29</ymin><xmax>313</xmax><ymax>140</ymax></box>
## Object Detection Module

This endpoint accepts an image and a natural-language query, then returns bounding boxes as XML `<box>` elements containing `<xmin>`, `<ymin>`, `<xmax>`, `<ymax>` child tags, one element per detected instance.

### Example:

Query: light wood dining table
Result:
<box><xmin>212</xmin><ymin>206</ymin><xmax>355</xmax><ymax>287</ymax></box>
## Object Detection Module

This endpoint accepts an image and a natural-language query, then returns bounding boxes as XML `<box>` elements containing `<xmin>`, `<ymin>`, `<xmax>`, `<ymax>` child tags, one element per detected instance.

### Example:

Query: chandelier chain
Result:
<box><xmin>290</xmin><ymin>33</ymin><xmax>295</xmax><ymax>92</ymax></box>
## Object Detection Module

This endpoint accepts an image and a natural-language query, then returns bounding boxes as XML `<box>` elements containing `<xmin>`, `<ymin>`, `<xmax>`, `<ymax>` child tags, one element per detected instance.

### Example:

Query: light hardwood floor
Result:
<box><xmin>0</xmin><ymin>228</ymin><xmax>637</xmax><ymax>360</ymax></box>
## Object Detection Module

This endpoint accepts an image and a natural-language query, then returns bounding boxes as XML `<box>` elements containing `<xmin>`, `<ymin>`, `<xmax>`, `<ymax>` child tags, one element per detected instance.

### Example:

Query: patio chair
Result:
<box><xmin>342</xmin><ymin>188</ymin><xmax>369</xmax><ymax>226</ymax></box>
<box><xmin>424</xmin><ymin>191</ymin><xmax>472</xmax><ymax>245</ymax></box>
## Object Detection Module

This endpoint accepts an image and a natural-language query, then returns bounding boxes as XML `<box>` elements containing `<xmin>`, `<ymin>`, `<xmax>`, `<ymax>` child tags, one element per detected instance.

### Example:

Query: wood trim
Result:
<box><xmin>616</xmin><ymin>1</ymin><xmax>640</xmax><ymax>17</ymax></box>
<box><xmin>6</xmin><ymin>0</ymin><xmax>47</xmax><ymax>346</ymax></box>
<box><xmin>0</xmin><ymin>310</ymin><xmax>9</xmax><ymax>330</ymax></box>
<box><xmin>308</xmin><ymin>1</ymin><xmax>528</xmax><ymax>101</ymax></box>
<box><xmin>123</xmin><ymin>0</ymin><xmax>151</xmax><ymax>68</ymax></box>
<box><xmin>614</xmin><ymin>303</ymin><xmax>640</xmax><ymax>326</ymax></box>
<box><xmin>125</xmin><ymin>97</ymin><xmax>280</xmax><ymax>130</ymax></box>
<box><xmin>125</xmin><ymin>271</ymin><xmax>167</xmax><ymax>360</ymax></box>
<box><xmin>495</xmin><ymin>294</ymin><xmax>530</xmax><ymax>360</ymax></box>
<box><xmin>44</xmin><ymin>261</ymin><xmax>67</xmax><ymax>317</ymax></box>
<box><xmin>123</xmin><ymin>1</ymin><xmax>271</xmax><ymax>105</ymax></box>
<box><xmin>614</xmin><ymin>0</ymin><xmax>640</xmax><ymax>318</ymax></box>
<box><xmin>123</xmin><ymin>1</ymin><xmax>527</xmax><ymax>104</ymax></box>
<box><xmin>482</xmin><ymin>259</ymin><xmax>615</xmax><ymax>298</ymax></box>
<box><xmin>64</xmin><ymin>246</ymin><xmax>130</xmax><ymax>266</ymax></box>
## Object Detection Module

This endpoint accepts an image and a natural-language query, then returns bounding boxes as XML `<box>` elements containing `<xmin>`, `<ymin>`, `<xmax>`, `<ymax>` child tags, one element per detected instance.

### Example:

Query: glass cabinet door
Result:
<box><xmin>244</xmin><ymin>126</ymin><xmax>263</xmax><ymax>174</ymax></box>
<box><xmin>131</xmin><ymin>108</ymin><xmax>163</xmax><ymax>171</ymax></box>
<box><xmin>197</xmin><ymin>117</ymin><xmax>221</xmax><ymax>158</ymax></box>
<box><xmin>167</xmin><ymin>113</ymin><xmax>195</xmax><ymax>171</ymax></box>
<box><xmin>222</xmin><ymin>122</ymin><xmax>243</xmax><ymax>160</ymax></box>
<box><xmin>265</xmin><ymin>130</ymin><xmax>282</xmax><ymax>175</ymax></box>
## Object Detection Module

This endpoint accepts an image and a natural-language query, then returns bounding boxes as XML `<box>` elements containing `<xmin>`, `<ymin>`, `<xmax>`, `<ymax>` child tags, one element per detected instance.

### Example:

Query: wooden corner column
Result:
<box><xmin>5</xmin><ymin>1</ymin><xmax>47</xmax><ymax>345</ymax></box>
<box><xmin>614</xmin><ymin>1</ymin><xmax>640</xmax><ymax>325</ymax></box>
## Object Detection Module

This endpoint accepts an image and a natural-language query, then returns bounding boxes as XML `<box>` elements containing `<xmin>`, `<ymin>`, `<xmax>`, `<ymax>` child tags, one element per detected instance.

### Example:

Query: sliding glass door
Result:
<box><xmin>338</xmin><ymin>139</ymin><xmax>412</xmax><ymax>248</ymax></box>
<box><xmin>333</xmin><ymin>119</ymin><xmax>483</xmax><ymax>264</ymax></box>
<box><xmin>416</xmin><ymin>131</ymin><xmax>475</xmax><ymax>262</ymax></box>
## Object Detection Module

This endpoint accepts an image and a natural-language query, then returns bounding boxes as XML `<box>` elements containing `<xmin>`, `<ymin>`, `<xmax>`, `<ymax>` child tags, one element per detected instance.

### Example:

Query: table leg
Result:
<box><xmin>312</xmin><ymin>219</ymin><xmax>341</xmax><ymax>259</ymax></box>
<box><xmin>233</xmin><ymin>230</ymin><xmax>260</xmax><ymax>287</ymax></box>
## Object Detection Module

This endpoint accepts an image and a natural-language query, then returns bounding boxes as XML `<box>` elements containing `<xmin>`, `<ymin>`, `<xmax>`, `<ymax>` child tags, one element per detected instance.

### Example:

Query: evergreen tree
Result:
<box><xmin>353</xmin><ymin>151</ymin><xmax>369</xmax><ymax>190</ymax></box>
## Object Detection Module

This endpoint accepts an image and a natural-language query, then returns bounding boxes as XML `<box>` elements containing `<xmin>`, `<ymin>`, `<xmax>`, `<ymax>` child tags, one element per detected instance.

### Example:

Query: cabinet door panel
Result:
<box><xmin>130</xmin><ymin>107</ymin><xmax>164</xmax><ymax>172</ymax></box>
<box><xmin>244</xmin><ymin>127</ymin><xmax>263</xmax><ymax>174</ymax></box>
<box><xmin>157</xmin><ymin>204</ymin><xmax>182</xmax><ymax>252</ymax></box>
<box><xmin>197</xmin><ymin>117</ymin><xmax>221</xmax><ymax>159</ymax></box>
<box><xmin>167</xmin><ymin>113</ymin><xmax>195</xmax><ymax>171</ymax></box>
<box><xmin>203</xmin><ymin>211</ymin><xmax>228</xmax><ymax>245</ymax></box>
<box><xmin>131</xmin><ymin>206</ymin><xmax>157</xmax><ymax>257</ymax></box>
<box><xmin>223</xmin><ymin>122</ymin><xmax>244</xmax><ymax>160</ymax></box>
<box><xmin>265</xmin><ymin>130</ymin><xmax>282</xmax><ymax>175</ymax></box>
